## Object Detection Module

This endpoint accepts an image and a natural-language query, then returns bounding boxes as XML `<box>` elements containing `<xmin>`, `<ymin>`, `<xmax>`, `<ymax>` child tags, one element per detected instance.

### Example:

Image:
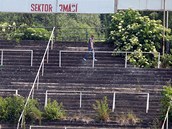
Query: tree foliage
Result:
<box><xmin>0</xmin><ymin>13</ymin><xmax>103</xmax><ymax>41</ymax></box>
<box><xmin>108</xmin><ymin>9</ymin><xmax>171</xmax><ymax>68</ymax></box>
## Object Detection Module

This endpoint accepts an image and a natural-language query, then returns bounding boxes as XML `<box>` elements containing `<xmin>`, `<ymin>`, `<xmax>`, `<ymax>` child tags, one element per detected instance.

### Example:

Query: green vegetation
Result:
<box><xmin>25</xmin><ymin>99</ymin><xmax>42</xmax><ymax>125</ymax></box>
<box><xmin>0</xmin><ymin>96</ymin><xmax>25</xmax><ymax>123</ymax></box>
<box><xmin>108</xmin><ymin>9</ymin><xmax>171</xmax><ymax>68</ymax></box>
<box><xmin>0</xmin><ymin>96</ymin><xmax>67</xmax><ymax>127</ymax></box>
<box><xmin>161</xmin><ymin>85</ymin><xmax>172</xmax><ymax>121</ymax></box>
<box><xmin>0</xmin><ymin>96</ymin><xmax>42</xmax><ymax>124</ymax></box>
<box><xmin>0</xmin><ymin>13</ymin><xmax>104</xmax><ymax>41</ymax></box>
<box><xmin>116</xmin><ymin>111</ymin><xmax>140</xmax><ymax>125</ymax></box>
<box><xmin>93</xmin><ymin>96</ymin><xmax>111</xmax><ymax>122</ymax></box>
<box><xmin>161</xmin><ymin>54</ymin><xmax>172</xmax><ymax>68</ymax></box>
<box><xmin>43</xmin><ymin>99</ymin><xmax>66</xmax><ymax>120</ymax></box>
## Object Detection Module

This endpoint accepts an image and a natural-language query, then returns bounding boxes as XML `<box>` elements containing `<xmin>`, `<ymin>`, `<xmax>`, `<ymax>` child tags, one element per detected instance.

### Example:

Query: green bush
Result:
<box><xmin>0</xmin><ymin>96</ymin><xmax>42</xmax><ymax>125</ymax></box>
<box><xmin>44</xmin><ymin>99</ymin><xmax>66</xmax><ymax>120</ymax></box>
<box><xmin>22</xmin><ymin>28</ymin><xmax>50</xmax><ymax>40</ymax></box>
<box><xmin>93</xmin><ymin>96</ymin><xmax>111</xmax><ymax>122</ymax></box>
<box><xmin>161</xmin><ymin>54</ymin><xmax>172</xmax><ymax>68</ymax></box>
<box><xmin>0</xmin><ymin>97</ymin><xmax>7</xmax><ymax>121</ymax></box>
<box><xmin>108</xmin><ymin>9</ymin><xmax>171</xmax><ymax>68</ymax></box>
<box><xmin>0</xmin><ymin>21</ymin><xmax>51</xmax><ymax>41</ymax></box>
<box><xmin>4</xmin><ymin>96</ymin><xmax>25</xmax><ymax>123</ymax></box>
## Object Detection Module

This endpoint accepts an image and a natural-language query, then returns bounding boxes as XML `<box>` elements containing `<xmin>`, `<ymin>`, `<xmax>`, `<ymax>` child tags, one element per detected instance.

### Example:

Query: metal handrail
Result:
<box><xmin>16</xmin><ymin>27</ymin><xmax>55</xmax><ymax>129</ymax></box>
<box><xmin>44</xmin><ymin>90</ymin><xmax>149</xmax><ymax>113</ymax></box>
<box><xmin>59</xmin><ymin>50</ymin><xmax>160</xmax><ymax>68</ymax></box>
<box><xmin>0</xmin><ymin>49</ymin><xmax>33</xmax><ymax>66</ymax></box>
<box><xmin>0</xmin><ymin>89</ymin><xmax>18</xmax><ymax>95</ymax></box>
<box><xmin>161</xmin><ymin>106</ymin><xmax>171</xmax><ymax>129</ymax></box>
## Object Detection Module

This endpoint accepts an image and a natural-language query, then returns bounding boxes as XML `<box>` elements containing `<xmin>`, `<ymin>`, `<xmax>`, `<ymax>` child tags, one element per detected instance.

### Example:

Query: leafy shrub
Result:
<box><xmin>0</xmin><ymin>96</ymin><xmax>42</xmax><ymax>125</ymax></box>
<box><xmin>22</xmin><ymin>28</ymin><xmax>50</xmax><ymax>40</ymax></box>
<box><xmin>161</xmin><ymin>54</ymin><xmax>172</xmax><ymax>68</ymax></box>
<box><xmin>0</xmin><ymin>97</ymin><xmax>7</xmax><ymax>121</ymax></box>
<box><xmin>4</xmin><ymin>96</ymin><xmax>25</xmax><ymax>123</ymax></box>
<box><xmin>93</xmin><ymin>96</ymin><xmax>111</xmax><ymax>122</ymax></box>
<box><xmin>6</xmin><ymin>24</ymin><xmax>50</xmax><ymax>41</ymax></box>
<box><xmin>44</xmin><ymin>99</ymin><xmax>66</xmax><ymax>120</ymax></box>
<box><xmin>108</xmin><ymin>9</ymin><xmax>171</xmax><ymax>68</ymax></box>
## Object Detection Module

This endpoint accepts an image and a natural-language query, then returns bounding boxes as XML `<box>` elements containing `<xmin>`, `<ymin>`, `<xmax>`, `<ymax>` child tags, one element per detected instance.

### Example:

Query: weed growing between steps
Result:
<box><xmin>116</xmin><ymin>111</ymin><xmax>140</xmax><ymax>125</ymax></box>
<box><xmin>93</xmin><ymin>96</ymin><xmax>111</xmax><ymax>122</ymax></box>
<box><xmin>43</xmin><ymin>99</ymin><xmax>66</xmax><ymax>120</ymax></box>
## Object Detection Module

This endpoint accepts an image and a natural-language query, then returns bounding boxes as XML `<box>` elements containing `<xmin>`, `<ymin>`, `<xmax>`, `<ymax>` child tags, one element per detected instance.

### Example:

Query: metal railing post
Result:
<box><xmin>92</xmin><ymin>51</ymin><xmax>95</xmax><ymax>68</ymax></box>
<box><xmin>37</xmin><ymin>76</ymin><xmax>39</xmax><ymax>89</ymax></box>
<box><xmin>42</xmin><ymin>62</ymin><xmax>44</xmax><ymax>76</ymax></box>
<box><xmin>112</xmin><ymin>92</ymin><xmax>116</xmax><ymax>112</ymax></box>
<box><xmin>158</xmin><ymin>52</ymin><xmax>160</xmax><ymax>68</ymax></box>
<box><xmin>32</xmin><ymin>89</ymin><xmax>34</xmax><ymax>99</ymax></box>
<box><xmin>21</xmin><ymin>114</ymin><xmax>25</xmax><ymax>128</ymax></box>
<box><xmin>146</xmin><ymin>93</ymin><xmax>149</xmax><ymax>113</ymax></box>
<box><xmin>125</xmin><ymin>52</ymin><xmax>128</xmax><ymax>68</ymax></box>
<box><xmin>1</xmin><ymin>50</ymin><xmax>3</xmax><ymax>65</ymax></box>
<box><xmin>47</xmin><ymin>47</ymin><xmax>49</xmax><ymax>63</ymax></box>
<box><xmin>80</xmin><ymin>92</ymin><xmax>82</xmax><ymax>108</ymax></box>
<box><xmin>16</xmin><ymin>90</ymin><xmax>18</xmax><ymax>95</ymax></box>
<box><xmin>51</xmin><ymin>34</ymin><xmax>54</xmax><ymax>50</ymax></box>
<box><xmin>45</xmin><ymin>91</ymin><xmax>48</xmax><ymax>107</ymax></box>
<box><xmin>59</xmin><ymin>51</ymin><xmax>62</xmax><ymax>67</ymax></box>
<box><xmin>31</xmin><ymin>50</ymin><xmax>33</xmax><ymax>66</ymax></box>
<box><xmin>161</xmin><ymin>106</ymin><xmax>170</xmax><ymax>129</ymax></box>
<box><xmin>166</xmin><ymin>113</ymin><xmax>168</xmax><ymax>129</ymax></box>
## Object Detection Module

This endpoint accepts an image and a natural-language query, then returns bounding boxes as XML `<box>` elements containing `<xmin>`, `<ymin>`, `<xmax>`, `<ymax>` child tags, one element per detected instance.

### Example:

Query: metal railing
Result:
<box><xmin>0</xmin><ymin>49</ymin><xmax>33</xmax><ymax>66</ymax></box>
<box><xmin>0</xmin><ymin>89</ymin><xmax>18</xmax><ymax>96</ymax></box>
<box><xmin>59</xmin><ymin>50</ymin><xmax>160</xmax><ymax>68</ymax></box>
<box><xmin>45</xmin><ymin>90</ymin><xmax>149</xmax><ymax>113</ymax></box>
<box><xmin>16</xmin><ymin>27</ymin><xmax>55</xmax><ymax>129</ymax></box>
<box><xmin>161</xmin><ymin>106</ymin><xmax>171</xmax><ymax>129</ymax></box>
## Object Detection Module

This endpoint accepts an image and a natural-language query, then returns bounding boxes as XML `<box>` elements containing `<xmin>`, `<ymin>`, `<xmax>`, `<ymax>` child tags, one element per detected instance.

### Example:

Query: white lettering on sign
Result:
<box><xmin>31</xmin><ymin>4</ymin><xmax>53</xmax><ymax>12</ymax></box>
<box><xmin>59</xmin><ymin>3</ymin><xmax>78</xmax><ymax>12</ymax></box>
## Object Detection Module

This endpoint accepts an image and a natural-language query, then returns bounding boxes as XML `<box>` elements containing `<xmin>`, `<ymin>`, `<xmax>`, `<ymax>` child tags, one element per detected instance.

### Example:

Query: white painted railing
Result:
<box><xmin>0</xmin><ymin>49</ymin><xmax>33</xmax><ymax>66</ymax></box>
<box><xmin>17</xmin><ymin>27</ymin><xmax>55</xmax><ymax>129</ymax></box>
<box><xmin>0</xmin><ymin>89</ymin><xmax>18</xmax><ymax>95</ymax></box>
<box><xmin>44</xmin><ymin>90</ymin><xmax>149</xmax><ymax>113</ymax></box>
<box><xmin>112</xmin><ymin>92</ymin><xmax>149</xmax><ymax>113</ymax></box>
<box><xmin>161</xmin><ymin>106</ymin><xmax>171</xmax><ymax>129</ymax></box>
<box><xmin>59</xmin><ymin>50</ymin><xmax>160</xmax><ymax>68</ymax></box>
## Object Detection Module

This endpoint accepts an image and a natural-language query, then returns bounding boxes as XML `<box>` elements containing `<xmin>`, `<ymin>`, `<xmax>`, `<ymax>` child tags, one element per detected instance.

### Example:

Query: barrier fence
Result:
<box><xmin>0</xmin><ymin>49</ymin><xmax>33</xmax><ymax>66</ymax></box>
<box><xmin>45</xmin><ymin>90</ymin><xmax>149</xmax><ymax>113</ymax></box>
<box><xmin>59</xmin><ymin>50</ymin><xmax>160</xmax><ymax>68</ymax></box>
<box><xmin>0</xmin><ymin>89</ymin><xmax>18</xmax><ymax>96</ymax></box>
